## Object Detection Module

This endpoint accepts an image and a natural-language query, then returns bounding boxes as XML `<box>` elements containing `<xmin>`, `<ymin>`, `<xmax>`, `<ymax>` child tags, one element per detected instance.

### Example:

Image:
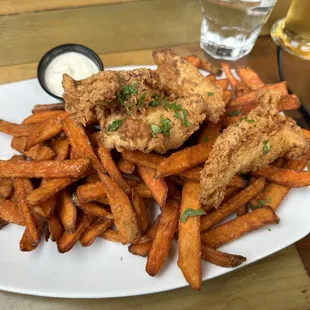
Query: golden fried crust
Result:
<box><xmin>63</xmin><ymin>71</ymin><xmax>119</xmax><ymax>125</ymax></box>
<box><xmin>101</xmin><ymin>95</ymin><xmax>207</xmax><ymax>154</ymax></box>
<box><xmin>153</xmin><ymin>49</ymin><xmax>225</xmax><ymax>124</ymax></box>
<box><xmin>199</xmin><ymin>90</ymin><xmax>309</xmax><ymax>207</ymax></box>
<box><xmin>62</xmin><ymin>69</ymin><xmax>162</xmax><ymax>126</ymax></box>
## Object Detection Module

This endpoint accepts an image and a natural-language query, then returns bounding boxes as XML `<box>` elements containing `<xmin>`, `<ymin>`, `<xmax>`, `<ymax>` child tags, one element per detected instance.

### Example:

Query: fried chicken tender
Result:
<box><xmin>63</xmin><ymin>69</ymin><xmax>162</xmax><ymax>125</ymax></box>
<box><xmin>200</xmin><ymin>90</ymin><xmax>309</xmax><ymax>208</ymax></box>
<box><xmin>153</xmin><ymin>49</ymin><xmax>225</xmax><ymax>124</ymax></box>
<box><xmin>101</xmin><ymin>95</ymin><xmax>207</xmax><ymax>154</ymax></box>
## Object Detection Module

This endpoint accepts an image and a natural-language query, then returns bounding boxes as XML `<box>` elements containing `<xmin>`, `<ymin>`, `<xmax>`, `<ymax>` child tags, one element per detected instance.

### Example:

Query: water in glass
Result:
<box><xmin>200</xmin><ymin>0</ymin><xmax>277</xmax><ymax>60</ymax></box>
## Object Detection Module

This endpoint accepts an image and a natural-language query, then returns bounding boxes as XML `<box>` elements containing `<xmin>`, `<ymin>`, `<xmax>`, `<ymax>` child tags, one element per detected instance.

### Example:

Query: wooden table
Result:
<box><xmin>0</xmin><ymin>1</ymin><xmax>309</xmax><ymax>309</ymax></box>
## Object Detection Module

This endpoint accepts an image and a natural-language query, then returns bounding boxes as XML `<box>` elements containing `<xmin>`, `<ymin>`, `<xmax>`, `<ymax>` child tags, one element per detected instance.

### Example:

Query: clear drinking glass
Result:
<box><xmin>200</xmin><ymin>0</ymin><xmax>278</xmax><ymax>61</ymax></box>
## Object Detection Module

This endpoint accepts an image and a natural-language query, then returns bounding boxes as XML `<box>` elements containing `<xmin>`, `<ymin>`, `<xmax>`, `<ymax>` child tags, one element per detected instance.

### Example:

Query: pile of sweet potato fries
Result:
<box><xmin>0</xmin><ymin>58</ymin><xmax>309</xmax><ymax>291</ymax></box>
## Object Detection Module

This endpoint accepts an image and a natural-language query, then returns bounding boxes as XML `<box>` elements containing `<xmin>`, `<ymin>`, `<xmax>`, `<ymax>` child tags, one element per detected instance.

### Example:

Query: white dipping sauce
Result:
<box><xmin>44</xmin><ymin>52</ymin><xmax>99</xmax><ymax>97</ymax></box>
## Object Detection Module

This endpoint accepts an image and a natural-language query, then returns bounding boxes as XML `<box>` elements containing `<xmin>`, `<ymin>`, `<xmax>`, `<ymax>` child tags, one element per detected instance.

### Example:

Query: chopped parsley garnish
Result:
<box><xmin>268</xmin><ymin>228</ymin><xmax>272</xmax><ymax>231</ymax></box>
<box><xmin>228</xmin><ymin>110</ymin><xmax>241</xmax><ymax>117</ymax></box>
<box><xmin>107</xmin><ymin>119</ymin><xmax>124</xmax><ymax>133</ymax></box>
<box><xmin>208</xmin><ymin>92</ymin><xmax>214</xmax><ymax>96</ymax></box>
<box><xmin>181</xmin><ymin>108</ymin><xmax>192</xmax><ymax>127</ymax></box>
<box><xmin>116</xmin><ymin>83</ymin><xmax>138</xmax><ymax>105</ymax></box>
<box><xmin>203</xmin><ymin>137</ymin><xmax>209</xmax><ymax>142</ymax></box>
<box><xmin>240</xmin><ymin>116</ymin><xmax>255</xmax><ymax>123</ymax></box>
<box><xmin>263</xmin><ymin>140</ymin><xmax>271</xmax><ymax>155</ymax></box>
<box><xmin>148</xmin><ymin>100</ymin><xmax>161</xmax><ymax>107</ymax></box>
<box><xmin>163</xmin><ymin>101</ymin><xmax>192</xmax><ymax>127</ymax></box>
<box><xmin>160</xmin><ymin>115</ymin><xmax>172</xmax><ymax>136</ymax></box>
<box><xmin>181</xmin><ymin>208</ymin><xmax>206</xmax><ymax>223</ymax></box>
<box><xmin>151</xmin><ymin>124</ymin><xmax>162</xmax><ymax>138</ymax></box>
<box><xmin>248</xmin><ymin>198</ymin><xmax>271</xmax><ymax>210</ymax></box>
<box><xmin>137</xmin><ymin>93</ymin><xmax>146</xmax><ymax>109</ymax></box>
<box><xmin>150</xmin><ymin>115</ymin><xmax>172</xmax><ymax>137</ymax></box>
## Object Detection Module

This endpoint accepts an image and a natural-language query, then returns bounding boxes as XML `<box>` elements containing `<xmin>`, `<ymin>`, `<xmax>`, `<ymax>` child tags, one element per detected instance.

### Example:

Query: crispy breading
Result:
<box><xmin>101</xmin><ymin>95</ymin><xmax>207</xmax><ymax>154</ymax></box>
<box><xmin>153</xmin><ymin>49</ymin><xmax>225</xmax><ymax>124</ymax></box>
<box><xmin>63</xmin><ymin>69</ymin><xmax>162</xmax><ymax>126</ymax></box>
<box><xmin>200</xmin><ymin>90</ymin><xmax>309</xmax><ymax>207</ymax></box>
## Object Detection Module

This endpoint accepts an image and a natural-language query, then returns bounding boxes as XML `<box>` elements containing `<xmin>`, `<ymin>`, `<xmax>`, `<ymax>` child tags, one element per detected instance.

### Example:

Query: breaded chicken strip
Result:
<box><xmin>153</xmin><ymin>49</ymin><xmax>225</xmax><ymax>124</ymax></box>
<box><xmin>101</xmin><ymin>95</ymin><xmax>207</xmax><ymax>154</ymax></box>
<box><xmin>63</xmin><ymin>68</ymin><xmax>162</xmax><ymax>125</ymax></box>
<box><xmin>200</xmin><ymin>90</ymin><xmax>309</xmax><ymax>208</ymax></box>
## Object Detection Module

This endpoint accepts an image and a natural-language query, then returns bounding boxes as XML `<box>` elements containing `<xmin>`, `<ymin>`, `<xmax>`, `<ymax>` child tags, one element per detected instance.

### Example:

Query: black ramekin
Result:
<box><xmin>37</xmin><ymin>44</ymin><xmax>104</xmax><ymax>101</ymax></box>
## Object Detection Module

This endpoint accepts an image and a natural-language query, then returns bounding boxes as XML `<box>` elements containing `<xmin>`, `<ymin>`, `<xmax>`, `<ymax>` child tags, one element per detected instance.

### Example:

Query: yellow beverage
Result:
<box><xmin>271</xmin><ymin>0</ymin><xmax>310</xmax><ymax>60</ymax></box>
<box><xmin>285</xmin><ymin>0</ymin><xmax>310</xmax><ymax>39</ymax></box>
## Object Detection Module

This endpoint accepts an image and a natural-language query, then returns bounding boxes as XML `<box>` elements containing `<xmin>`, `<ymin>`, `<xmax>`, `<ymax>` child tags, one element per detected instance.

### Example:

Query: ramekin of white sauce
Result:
<box><xmin>37</xmin><ymin>44</ymin><xmax>104</xmax><ymax>100</ymax></box>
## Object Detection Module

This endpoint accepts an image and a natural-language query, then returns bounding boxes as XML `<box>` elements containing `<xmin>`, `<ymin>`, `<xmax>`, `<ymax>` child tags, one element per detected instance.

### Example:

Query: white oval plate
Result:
<box><xmin>0</xmin><ymin>66</ymin><xmax>309</xmax><ymax>298</ymax></box>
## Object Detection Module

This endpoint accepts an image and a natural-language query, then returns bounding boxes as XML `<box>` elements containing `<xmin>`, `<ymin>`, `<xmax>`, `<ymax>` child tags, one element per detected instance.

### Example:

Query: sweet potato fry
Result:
<box><xmin>200</xmin><ymin>59</ymin><xmax>222</xmax><ymax>75</ymax></box>
<box><xmin>221</xmin><ymin>63</ymin><xmax>239</xmax><ymax>88</ymax></box>
<box><xmin>184</xmin><ymin>55</ymin><xmax>200</xmax><ymax>68</ymax></box>
<box><xmin>20</xmin><ymin>220</ymin><xmax>45</xmax><ymax>252</ymax></box>
<box><xmin>32</xmin><ymin>103</ymin><xmax>65</xmax><ymax>113</ymax></box>
<box><xmin>236</xmin><ymin>205</ymin><xmax>247</xmax><ymax>216</ymax></box>
<box><xmin>198</xmin><ymin>123</ymin><xmax>221</xmax><ymax>144</ymax></box>
<box><xmin>48</xmin><ymin>215</ymin><xmax>64</xmax><ymax>242</ymax></box>
<box><xmin>78</xmin><ymin>202</ymin><xmax>113</xmax><ymax>220</ymax></box>
<box><xmin>146</xmin><ymin>200</ymin><xmax>180</xmax><ymax>276</ymax></box>
<box><xmin>236</xmin><ymin>67</ymin><xmax>264</xmax><ymax>90</ymax></box>
<box><xmin>77</xmin><ymin>182</ymin><xmax>107</xmax><ymax>204</ymax></box>
<box><xmin>117</xmin><ymin>158</ymin><xmax>135</xmax><ymax>174</ymax></box>
<box><xmin>62</xmin><ymin>116</ymin><xmax>105</xmax><ymax>174</ymax></box>
<box><xmin>134</xmin><ymin>182</ymin><xmax>153</xmax><ymax>198</ymax></box>
<box><xmin>137</xmin><ymin>165</ymin><xmax>167</xmax><ymax>208</ymax></box>
<box><xmin>178</xmin><ymin>180</ymin><xmax>202</xmax><ymax>290</ymax></box>
<box><xmin>100</xmin><ymin>229</ymin><xmax>123</xmax><ymax>242</ymax></box>
<box><xmin>229</xmin><ymin>175</ymin><xmax>247</xmax><ymax>188</ymax></box>
<box><xmin>205</xmin><ymin>75</ymin><xmax>216</xmax><ymax>83</ymax></box>
<box><xmin>249</xmin><ymin>157</ymin><xmax>308</xmax><ymax>210</ymax></box>
<box><xmin>200</xmin><ymin>178</ymin><xmax>266</xmax><ymax>232</ymax></box>
<box><xmin>253</xmin><ymin>165</ymin><xmax>310</xmax><ymax>188</ymax></box>
<box><xmin>0</xmin><ymin>120</ymin><xmax>36</xmax><ymax>137</ymax></box>
<box><xmin>98</xmin><ymin>141</ymin><xmax>130</xmax><ymax>193</ymax></box>
<box><xmin>0</xmin><ymin>177</ymin><xmax>13</xmax><ymax>199</ymax></box>
<box><xmin>122</xmin><ymin>150</ymin><xmax>164</xmax><ymax>169</ymax></box>
<box><xmin>178</xmin><ymin>166</ymin><xmax>202</xmax><ymax>181</ymax></box>
<box><xmin>88</xmin><ymin>131</ymin><xmax>100</xmax><ymax>147</ymax></box>
<box><xmin>51</xmin><ymin>138</ymin><xmax>70</xmax><ymax>160</ymax></box>
<box><xmin>32</xmin><ymin>196</ymin><xmax>56</xmax><ymax>219</ymax></box>
<box><xmin>201</xmin><ymin>206</ymin><xmax>279</xmax><ymax>248</ymax></box>
<box><xmin>100</xmin><ymin>173</ymin><xmax>141</xmax><ymax>244</ymax></box>
<box><xmin>27</xmin><ymin>177</ymin><xmax>75</xmax><ymax>205</ymax></box>
<box><xmin>131</xmin><ymin>189</ymin><xmax>148</xmax><ymax>233</ymax></box>
<box><xmin>223</xmin><ymin>90</ymin><xmax>233</xmax><ymax>105</ymax></box>
<box><xmin>201</xmin><ymin>245</ymin><xmax>246</xmax><ymax>267</ymax></box>
<box><xmin>80</xmin><ymin>218</ymin><xmax>112</xmax><ymax>247</ymax></box>
<box><xmin>26</xmin><ymin>111</ymin><xmax>69</xmax><ymax>149</ymax></box>
<box><xmin>11</xmin><ymin>137</ymin><xmax>55</xmax><ymax>160</ymax></box>
<box><xmin>277</xmin><ymin>94</ymin><xmax>300</xmax><ymax>111</ymax></box>
<box><xmin>0</xmin><ymin>200</ymin><xmax>25</xmax><ymax>225</ymax></box>
<box><xmin>303</xmin><ymin>129</ymin><xmax>310</xmax><ymax>141</ymax></box>
<box><xmin>228</xmin><ymin>82</ymin><xmax>288</xmax><ymax>107</ymax></box>
<box><xmin>0</xmin><ymin>219</ymin><xmax>8</xmax><ymax>229</ymax></box>
<box><xmin>155</xmin><ymin>142</ymin><xmax>213</xmax><ymax>178</ymax></box>
<box><xmin>57</xmin><ymin>190</ymin><xmax>77</xmax><ymax>233</ymax></box>
<box><xmin>57</xmin><ymin>213</ymin><xmax>95</xmax><ymax>253</ymax></box>
<box><xmin>0</xmin><ymin>158</ymin><xmax>90</xmax><ymax>179</ymax></box>
<box><xmin>128</xmin><ymin>218</ymin><xmax>159</xmax><ymax>256</ymax></box>
<box><xmin>23</xmin><ymin>110</ymin><xmax>64</xmax><ymax>125</ymax></box>
<box><xmin>214</xmin><ymin>79</ymin><xmax>229</xmax><ymax>89</ymax></box>
<box><xmin>14</xmin><ymin>178</ymin><xmax>40</xmax><ymax>245</ymax></box>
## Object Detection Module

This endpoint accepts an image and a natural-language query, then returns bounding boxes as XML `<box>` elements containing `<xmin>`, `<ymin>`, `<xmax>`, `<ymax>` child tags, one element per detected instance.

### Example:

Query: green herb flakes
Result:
<box><xmin>208</xmin><ymin>92</ymin><xmax>214</xmax><ymax>96</ymax></box>
<box><xmin>107</xmin><ymin>119</ymin><xmax>124</xmax><ymax>133</ymax></box>
<box><xmin>263</xmin><ymin>140</ymin><xmax>271</xmax><ymax>155</ymax></box>
<box><xmin>181</xmin><ymin>208</ymin><xmax>206</xmax><ymax>223</ymax></box>
<box><xmin>228</xmin><ymin>110</ymin><xmax>241</xmax><ymax>117</ymax></box>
